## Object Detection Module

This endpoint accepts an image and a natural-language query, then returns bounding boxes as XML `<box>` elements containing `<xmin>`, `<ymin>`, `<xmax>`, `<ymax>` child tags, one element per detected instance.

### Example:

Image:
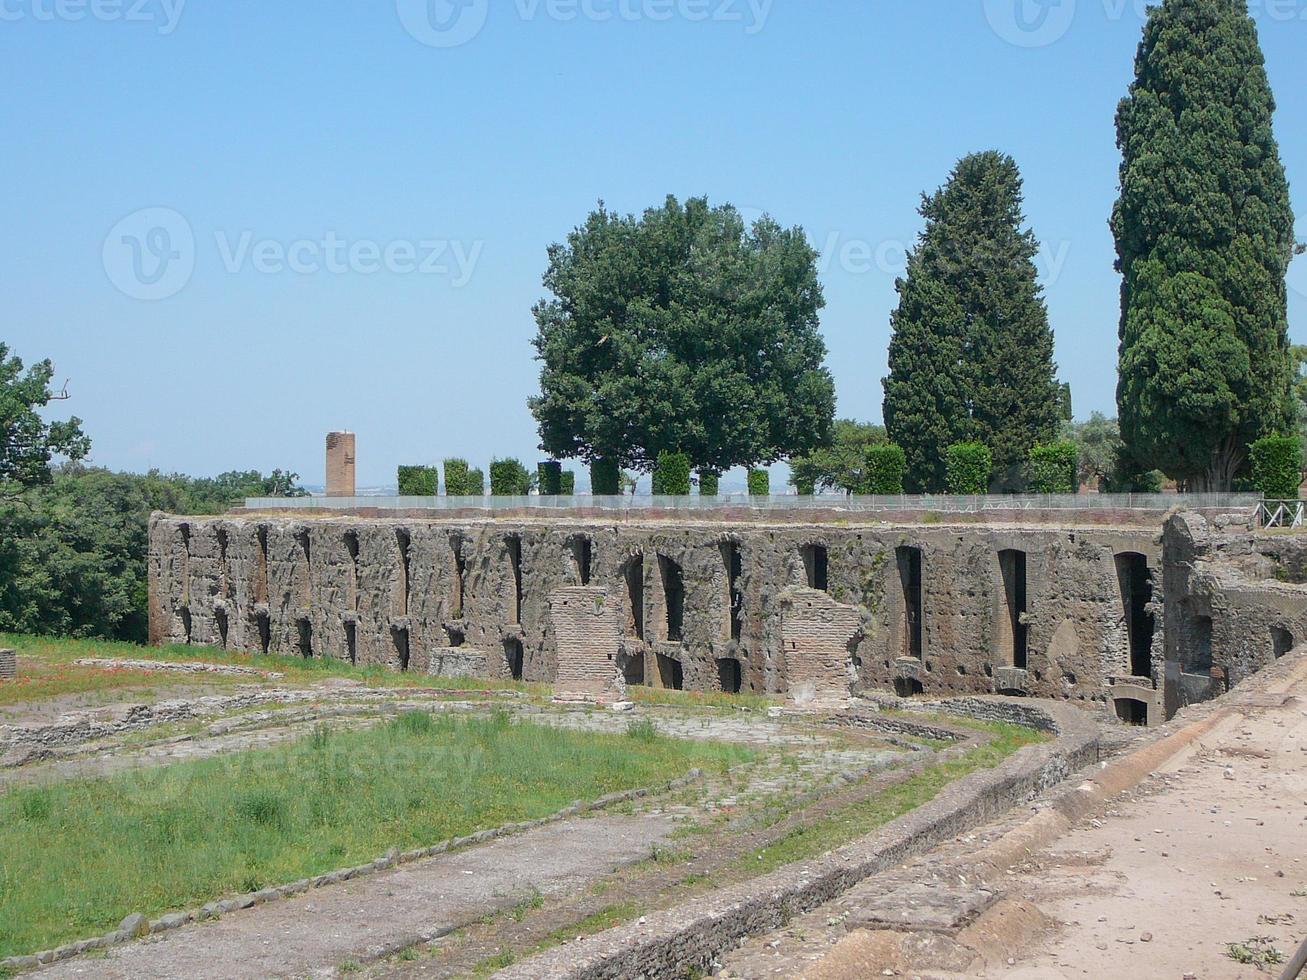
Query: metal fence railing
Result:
<box><xmin>1259</xmin><ymin>499</ymin><xmax>1305</xmax><ymax>529</ymax></box>
<box><xmin>243</xmin><ymin>492</ymin><xmax>1263</xmax><ymax>515</ymax></box>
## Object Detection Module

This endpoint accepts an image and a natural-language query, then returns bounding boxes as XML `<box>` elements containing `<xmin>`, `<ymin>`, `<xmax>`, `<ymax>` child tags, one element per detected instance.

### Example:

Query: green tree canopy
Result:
<box><xmin>1113</xmin><ymin>0</ymin><xmax>1295</xmax><ymax>491</ymax></box>
<box><xmin>788</xmin><ymin>419</ymin><xmax>888</xmax><ymax>495</ymax></box>
<box><xmin>530</xmin><ymin>195</ymin><xmax>835</xmax><ymax>474</ymax></box>
<box><xmin>882</xmin><ymin>152</ymin><xmax>1062</xmax><ymax>492</ymax></box>
<box><xmin>0</xmin><ymin>344</ymin><xmax>89</xmax><ymax>499</ymax></box>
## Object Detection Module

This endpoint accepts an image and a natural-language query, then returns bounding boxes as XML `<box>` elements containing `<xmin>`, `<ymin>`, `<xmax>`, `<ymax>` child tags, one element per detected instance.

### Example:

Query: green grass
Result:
<box><xmin>735</xmin><ymin>721</ymin><xmax>1044</xmax><ymax>874</ymax></box>
<box><xmin>0</xmin><ymin>711</ymin><xmax>753</xmax><ymax>958</ymax></box>
<box><xmin>0</xmin><ymin>633</ymin><xmax>553</xmax><ymax>700</ymax></box>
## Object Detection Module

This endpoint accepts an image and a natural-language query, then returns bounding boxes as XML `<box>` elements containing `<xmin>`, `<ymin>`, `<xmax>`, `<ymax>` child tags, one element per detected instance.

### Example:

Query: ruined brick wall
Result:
<box><xmin>149</xmin><ymin>514</ymin><xmax>1165</xmax><ymax>705</ymax></box>
<box><xmin>551</xmin><ymin>586</ymin><xmax>625</xmax><ymax>700</ymax></box>
<box><xmin>1162</xmin><ymin>512</ymin><xmax>1307</xmax><ymax>711</ymax></box>
<box><xmin>777</xmin><ymin>588</ymin><xmax>862</xmax><ymax>705</ymax></box>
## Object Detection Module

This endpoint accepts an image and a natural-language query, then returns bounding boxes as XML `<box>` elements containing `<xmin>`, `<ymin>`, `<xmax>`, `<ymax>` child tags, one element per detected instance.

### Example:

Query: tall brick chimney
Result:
<box><xmin>326</xmin><ymin>431</ymin><xmax>356</xmax><ymax>497</ymax></box>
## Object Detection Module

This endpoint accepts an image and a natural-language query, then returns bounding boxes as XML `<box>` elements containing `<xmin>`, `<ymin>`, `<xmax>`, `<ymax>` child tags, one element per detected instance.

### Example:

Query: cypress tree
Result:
<box><xmin>1113</xmin><ymin>0</ymin><xmax>1295</xmax><ymax>491</ymax></box>
<box><xmin>883</xmin><ymin>152</ymin><xmax>1061</xmax><ymax>492</ymax></box>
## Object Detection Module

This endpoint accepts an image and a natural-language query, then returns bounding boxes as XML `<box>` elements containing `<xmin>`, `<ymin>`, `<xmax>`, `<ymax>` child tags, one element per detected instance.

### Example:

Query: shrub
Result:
<box><xmin>864</xmin><ymin>444</ymin><xmax>907</xmax><ymax>494</ymax></box>
<box><xmin>490</xmin><ymin>458</ymin><xmax>532</xmax><ymax>496</ymax></box>
<box><xmin>591</xmin><ymin>458</ymin><xmax>620</xmax><ymax>496</ymax></box>
<box><xmin>792</xmin><ymin>472</ymin><xmax>815</xmax><ymax>496</ymax></box>
<box><xmin>945</xmin><ymin>443</ymin><xmax>991</xmax><ymax>494</ymax></box>
<box><xmin>538</xmin><ymin>461</ymin><xmax>563</xmax><ymax>496</ymax></box>
<box><xmin>560</xmin><ymin>470</ymin><xmax>576</xmax><ymax>495</ymax></box>
<box><xmin>443</xmin><ymin>458</ymin><xmax>473</xmax><ymax>496</ymax></box>
<box><xmin>652</xmin><ymin>451</ymin><xmax>691</xmax><ymax>496</ymax></box>
<box><xmin>1250</xmin><ymin>434</ymin><xmax>1302</xmax><ymax>500</ymax></box>
<box><xmin>397</xmin><ymin>465</ymin><xmax>438</xmax><ymax>497</ymax></box>
<box><xmin>1027</xmin><ymin>441</ymin><xmax>1078</xmax><ymax>494</ymax></box>
<box><xmin>747</xmin><ymin>468</ymin><xmax>770</xmax><ymax>496</ymax></box>
<box><xmin>698</xmin><ymin>470</ymin><xmax>720</xmax><ymax>496</ymax></box>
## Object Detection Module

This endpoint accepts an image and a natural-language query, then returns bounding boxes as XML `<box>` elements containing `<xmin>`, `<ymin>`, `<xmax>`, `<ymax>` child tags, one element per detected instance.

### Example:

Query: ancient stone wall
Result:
<box><xmin>1161</xmin><ymin>512</ymin><xmax>1307</xmax><ymax>714</ymax></box>
<box><xmin>551</xmin><ymin>586</ymin><xmax>626</xmax><ymax>700</ymax></box>
<box><xmin>150</xmin><ymin>514</ymin><xmax>1167</xmax><ymax>705</ymax></box>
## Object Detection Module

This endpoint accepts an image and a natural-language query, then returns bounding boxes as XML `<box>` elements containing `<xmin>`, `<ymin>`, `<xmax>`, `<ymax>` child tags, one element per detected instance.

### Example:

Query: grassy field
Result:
<box><xmin>0</xmin><ymin>711</ymin><xmax>754</xmax><ymax>959</ymax></box>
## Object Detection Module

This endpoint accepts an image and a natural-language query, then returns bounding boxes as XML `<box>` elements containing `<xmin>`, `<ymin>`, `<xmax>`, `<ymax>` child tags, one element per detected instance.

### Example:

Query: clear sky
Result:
<box><xmin>3</xmin><ymin>0</ymin><xmax>1304</xmax><ymax>489</ymax></box>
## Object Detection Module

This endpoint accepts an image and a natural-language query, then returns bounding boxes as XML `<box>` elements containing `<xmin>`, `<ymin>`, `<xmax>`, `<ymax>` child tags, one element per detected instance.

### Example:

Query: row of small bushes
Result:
<box><xmin>396</xmin><ymin>459</ymin><xmax>486</xmax><ymax>497</ymax></box>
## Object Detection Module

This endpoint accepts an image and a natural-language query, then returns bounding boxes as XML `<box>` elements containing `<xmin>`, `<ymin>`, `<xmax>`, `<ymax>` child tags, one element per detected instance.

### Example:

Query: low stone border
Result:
<box><xmin>496</xmin><ymin>704</ymin><xmax>1099</xmax><ymax>980</ymax></box>
<box><xmin>71</xmin><ymin>658</ymin><xmax>285</xmax><ymax>679</ymax></box>
<box><xmin>0</xmin><ymin>684</ymin><xmax>529</xmax><ymax>757</ymax></box>
<box><xmin>0</xmin><ymin>767</ymin><xmax>707</xmax><ymax>973</ymax></box>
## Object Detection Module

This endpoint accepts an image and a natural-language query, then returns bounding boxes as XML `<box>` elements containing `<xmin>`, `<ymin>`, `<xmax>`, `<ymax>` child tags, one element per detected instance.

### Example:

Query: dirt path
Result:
<box><xmin>33</xmin><ymin>813</ymin><xmax>677</xmax><ymax>980</ymax></box>
<box><xmin>992</xmin><ymin>692</ymin><xmax>1307</xmax><ymax>979</ymax></box>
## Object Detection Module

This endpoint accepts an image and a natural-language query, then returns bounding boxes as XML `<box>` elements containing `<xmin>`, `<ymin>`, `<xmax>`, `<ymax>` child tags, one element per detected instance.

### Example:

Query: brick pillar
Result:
<box><xmin>326</xmin><ymin>431</ymin><xmax>356</xmax><ymax>497</ymax></box>
<box><xmin>0</xmin><ymin>648</ymin><xmax>15</xmax><ymax>680</ymax></box>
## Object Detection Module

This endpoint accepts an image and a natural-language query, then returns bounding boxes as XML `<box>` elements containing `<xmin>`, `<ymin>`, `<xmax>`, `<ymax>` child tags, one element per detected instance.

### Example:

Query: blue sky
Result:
<box><xmin>3</xmin><ymin>0</ymin><xmax>1305</xmax><ymax>489</ymax></box>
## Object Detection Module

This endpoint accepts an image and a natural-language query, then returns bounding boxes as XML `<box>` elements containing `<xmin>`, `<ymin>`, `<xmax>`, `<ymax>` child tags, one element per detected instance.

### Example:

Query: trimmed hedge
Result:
<box><xmin>1250</xmin><ymin>434</ymin><xmax>1302</xmax><ymax>500</ymax></box>
<box><xmin>945</xmin><ymin>442</ymin><xmax>991</xmax><ymax>494</ymax></box>
<box><xmin>1027</xmin><ymin>441</ymin><xmax>1079</xmax><ymax>494</ymax></box>
<box><xmin>467</xmin><ymin>467</ymin><xmax>485</xmax><ymax>496</ymax></box>
<box><xmin>561</xmin><ymin>470</ymin><xmax>576</xmax><ymax>495</ymax></box>
<box><xmin>443</xmin><ymin>458</ymin><xmax>475</xmax><ymax>496</ymax></box>
<box><xmin>792</xmin><ymin>471</ymin><xmax>815</xmax><ymax>496</ymax></box>
<box><xmin>490</xmin><ymin>458</ymin><xmax>532</xmax><ymax>496</ymax></box>
<box><xmin>538</xmin><ymin>461</ymin><xmax>563</xmax><ymax>496</ymax></box>
<box><xmin>698</xmin><ymin>470</ymin><xmax>720</xmax><ymax>497</ymax></box>
<box><xmin>397</xmin><ymin>465</ymin><xmax>438</xmax><ymax>497</ymax></box>
<box><xmin>591</xmin><ymin>458</ymin><xmax>621</xmax><ymax>496</ymax></box>
<box><xmin>653</xmin><ymin>451</ymin><xmax>691</xmax><ymax>496</ymax></box>
<box><xmin>864</xmin><ymin>444</ymin><xmax>907</xmax><ymax>494</ymax></box>
<box><xmin>747</xmin><ymin>468</ymin><xmax>770</xmax><ymax>497</ymax></box>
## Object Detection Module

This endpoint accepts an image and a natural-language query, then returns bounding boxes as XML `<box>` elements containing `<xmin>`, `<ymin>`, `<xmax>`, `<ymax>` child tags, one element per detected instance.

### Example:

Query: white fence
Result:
<box><xmin>244</xmin><ymin>492</ymin><xmax>1262</xmax><ymax>515</ymax></box>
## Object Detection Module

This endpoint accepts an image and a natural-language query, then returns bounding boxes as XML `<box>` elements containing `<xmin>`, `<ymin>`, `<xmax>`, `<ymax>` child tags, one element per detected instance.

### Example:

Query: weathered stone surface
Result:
<box><xmin>552</xmin><ymin>586</ymin><xmax>625</xmax><ymax>701</ymax></box>
<box><xmin>0</xmin><ymin>648</ymin><xmax>15</xmax><ymax>680</ymax></box>
<box><xmin>149</xmin><ymin>515</ymin><xmax>1168</xmax><ymax>706</ymax></box>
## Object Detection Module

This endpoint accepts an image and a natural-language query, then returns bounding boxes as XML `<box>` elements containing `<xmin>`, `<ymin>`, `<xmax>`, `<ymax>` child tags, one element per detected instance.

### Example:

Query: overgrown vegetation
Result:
<box><xmin>0</xmin><ymin>711</ymin><xmax>753</xmax><ymax>958</ymax></box>
<box><xmin>788</xmin><ymin>419</ymin><xmax>888</xmax><ymax>495</ymax></box>
<box><xmin>0</xmin><ymin>466</ymin><xmax>304</xmax><ymax>644</ymax></box>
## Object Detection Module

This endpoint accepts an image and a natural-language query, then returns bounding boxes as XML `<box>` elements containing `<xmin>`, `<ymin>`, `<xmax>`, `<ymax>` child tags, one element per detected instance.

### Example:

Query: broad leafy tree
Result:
<box><xmin>788</xmin><ymin>419</ymin><xmax>888</xmax><ymax>495</ymax></box>
<box><xmin>0</xmin><ymin>344</ymin><xmax>89</xmax><ymax>499</ymax></box>
<box><xmin>530</xmin><ymin>196</ymin><xmax>835</xmax><ymax>474</ymax></box>
<box><xmin>1113</xmin><ymin>0</ymin><xmax>1295</xmax><ymax>490</ymax></box>
<box><xmin>883</xmin><ymin>152</ymin><xmax>1062</xmax><ymax>492</ymax></box>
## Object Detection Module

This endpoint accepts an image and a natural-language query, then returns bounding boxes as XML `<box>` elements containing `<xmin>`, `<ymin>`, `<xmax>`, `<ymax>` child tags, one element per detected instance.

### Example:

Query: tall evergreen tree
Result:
<box><xmin>883</xmin><ymin>152</ymin><xmax>1061</xmax><ymax>492</ymax></box>
<box><xmin>1113</xmin><ymin>0</ymin><xmax>1295</xmax><ymax>491</ymax></box>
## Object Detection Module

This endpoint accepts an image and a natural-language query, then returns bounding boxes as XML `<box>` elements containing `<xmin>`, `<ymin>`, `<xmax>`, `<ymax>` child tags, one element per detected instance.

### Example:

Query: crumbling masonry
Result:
<box><xmin>148</xmin><ymin>509</ymin><xmax>1304</xmax><ymax>722</ymax></box>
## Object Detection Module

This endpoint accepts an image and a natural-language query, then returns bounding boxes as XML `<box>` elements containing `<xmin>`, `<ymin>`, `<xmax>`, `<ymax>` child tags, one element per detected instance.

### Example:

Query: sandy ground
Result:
<box><xmin>995</xmin><ymin>692</ymin><xmax>1307</xmax><ymax>979</ymax></box>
